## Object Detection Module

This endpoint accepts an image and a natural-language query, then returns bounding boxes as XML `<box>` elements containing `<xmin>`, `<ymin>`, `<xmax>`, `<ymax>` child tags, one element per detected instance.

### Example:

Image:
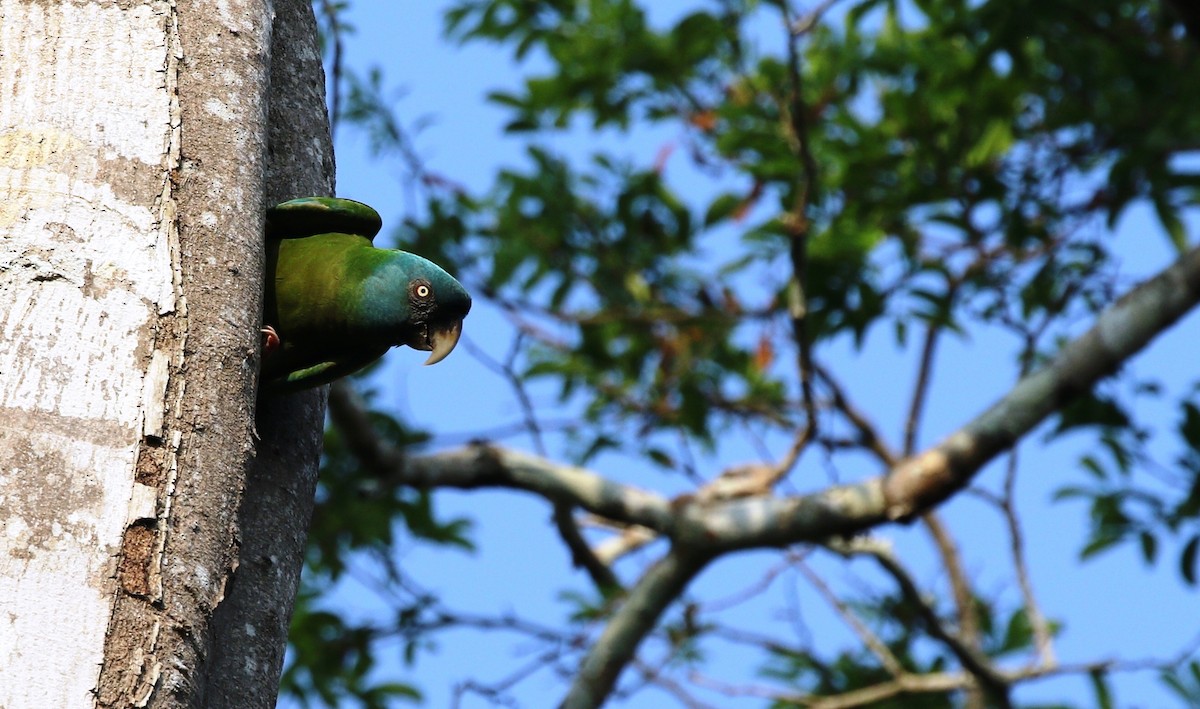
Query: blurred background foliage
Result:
<box><xmin>284</xmin><ymin>0</ymin><xmax>1200</xmax><ymax>706</ymax></box>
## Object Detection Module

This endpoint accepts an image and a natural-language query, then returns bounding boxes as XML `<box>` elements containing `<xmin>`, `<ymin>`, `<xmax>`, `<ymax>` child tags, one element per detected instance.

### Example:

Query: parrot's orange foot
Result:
<box><xmin>262</xmin><ymin>325</ymin><xmax>281</xmax><ymax>356</ymax></box>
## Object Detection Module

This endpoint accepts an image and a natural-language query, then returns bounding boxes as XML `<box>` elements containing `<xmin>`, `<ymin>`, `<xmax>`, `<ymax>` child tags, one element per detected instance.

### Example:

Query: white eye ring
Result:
<box><xmin>415</xmin><ymin>284</ymin><xmax>431</xmax><ymax>298</ymax></box>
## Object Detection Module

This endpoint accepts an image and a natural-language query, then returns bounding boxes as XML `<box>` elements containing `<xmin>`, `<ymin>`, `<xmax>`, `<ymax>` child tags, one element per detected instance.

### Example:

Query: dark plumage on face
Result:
<box><xmin>362</xmin><ymin>253</ymin><xmax>472</xmax><ymax>364</ymax></box>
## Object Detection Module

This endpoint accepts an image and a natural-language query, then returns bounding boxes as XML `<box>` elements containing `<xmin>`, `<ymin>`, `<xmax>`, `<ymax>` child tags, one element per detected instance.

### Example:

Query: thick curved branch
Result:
<box><xmin>327</xmin><ymin>383</ymin><xmax>675</xmax><ymax>536</ymax></box>
<box><xmin>880</xmin><ymin>243</ymin><xmax>1200</xmax><ymax>517</ymax></box>
<box><xmin>560</xmin><ymin>547</ymin><xmax>711</xmax><ymax>709</ymax></box>
<box><xmin>677</xmin><ymin>243</ymin><xmax>1200</xmax><ymax>549</ymax></box>
<box><xmin>404</xmin><ymin>446</ymin><xmax>677</xmax><ymax>534</ymax></box>
<box><xmin>337</xmin><ymin>243</ymin><xmax>1200</xmax><ymax>551</ymax></box>
<box><xmin>328</xmin><ymin>243</ymin><xmax>1200</xmax><ymax>709</ymax></box>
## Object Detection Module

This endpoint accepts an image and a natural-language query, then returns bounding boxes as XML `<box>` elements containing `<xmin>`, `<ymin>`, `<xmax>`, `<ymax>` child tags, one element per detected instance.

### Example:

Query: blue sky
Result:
<box><xmin>298</xmin><ymin>2</ymin><xmax>1200</xmax><ymax>707</ymax></box>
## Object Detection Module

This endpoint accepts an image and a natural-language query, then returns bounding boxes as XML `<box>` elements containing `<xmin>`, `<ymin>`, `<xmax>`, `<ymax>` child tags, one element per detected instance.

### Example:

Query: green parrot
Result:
<box><xmin>260</xmin><ymin>196</ymin><xmax>471</xmax><ymax>392</ymax></box>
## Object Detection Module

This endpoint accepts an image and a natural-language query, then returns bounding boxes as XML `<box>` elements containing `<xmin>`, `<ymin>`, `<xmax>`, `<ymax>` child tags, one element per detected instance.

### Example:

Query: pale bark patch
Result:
<box><xmin>0</xmin><ymin>1</ymin><xmax>178</xmax><ymax>706</ymax></box>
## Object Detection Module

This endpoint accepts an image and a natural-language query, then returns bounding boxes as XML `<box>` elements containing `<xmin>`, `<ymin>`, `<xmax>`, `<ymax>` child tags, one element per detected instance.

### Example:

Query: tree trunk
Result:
<box><xmin>204</xmin><ymin>1</ymin><xmax>334</xmax><ymax>705</ymax></box>
<box><xmin>0</xmin><ymin>1</ymin><xmax>330</xmax><ymax>706</ymax></box>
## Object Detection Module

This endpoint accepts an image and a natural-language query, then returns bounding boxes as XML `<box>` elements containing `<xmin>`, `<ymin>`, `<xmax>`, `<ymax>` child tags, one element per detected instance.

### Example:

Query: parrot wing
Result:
<box><xmin>266</xmin><ymin>196</ymin><xmax>383</xmax><ymax>242</ymax></box>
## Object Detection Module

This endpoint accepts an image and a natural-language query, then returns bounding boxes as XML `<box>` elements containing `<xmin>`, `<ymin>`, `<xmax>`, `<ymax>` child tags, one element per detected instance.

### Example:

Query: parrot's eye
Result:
<box><xmin>413</xmin><ymin>282</ymin><xmax>431</xmax><ymax>299</ymax></box>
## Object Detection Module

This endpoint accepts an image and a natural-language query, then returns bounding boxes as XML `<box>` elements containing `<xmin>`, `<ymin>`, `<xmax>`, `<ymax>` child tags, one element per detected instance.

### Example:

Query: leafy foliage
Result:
<box><xmin>291</xmin><ymin>0</ymin><xmax>1200</xmax><ymax>706</ymax></box>
<box><xmin>281</xmin><ymin>384</ymin><xmax>473</xmax><ymax>707</ymax></box>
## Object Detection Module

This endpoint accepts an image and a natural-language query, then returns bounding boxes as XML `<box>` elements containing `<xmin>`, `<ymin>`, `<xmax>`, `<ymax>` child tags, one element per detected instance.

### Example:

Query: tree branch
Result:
<box><xmin>696</xmin><ymin>635</ymin><xmax>1198</xmax><ymax>709</ymax></box>
<box><xmin>553</xmin><ymin>502</ymin><xmax>623</xmax><ymax>594</ymax></box>
<box><xmin>669</xmin><ymin>243</ymin><xmax>1200</xmax><ymax>548</ymax></box>
<box><xmin>861</xmin><ymin>544</ymin><xmax>1011</xmax><ymax>706</ymax></box>
<box><xmin>326</xmin><ymin>243</ymin><xmax>1200</xmax><ymax>708</ymax></box>
<box><xmin>589</xmin><ymin>522</ymin><xmax>657</xmax><ymax>565</ymax></box>
<box><xmin>341</xmin><ymin>242</ymin><xmax>1200</xmax><ymax>550</ymax></box>
<box><xmin>921</xmin><ymin>513</ymin><xmax>979</xmax><ymax>647</ymax></box>
<box><xmin>560</xmin><ymin>547</ymin><xmax>712</xmax><ymax>709</ymax></box>
<box><xmin>881</xmin><ymin>243</ymin><xmax>1200</xmax><ymax>517</ymax></box>
<box><xmin>973</xmin><ymin>465</ymin><xmax>1057</xmax><ymax>667</ymax></box>
<box><xmin>328</xmin><ymin>382</ymin><xmax>676</xmax><ymax>535</ymax></box>
<box><xmin>797</xmin><ymin>560</ymin><xmax>905</xmax><ymax>677</ymax></box>
<box><xmin>1001</xmin><ymin>454</ymin><xmax>1055</xmax><ymax>665</ymax></box>
<box><xmin>903</xmin><ymin>320</ymin><xmax>943</xmax><ymax>456</ymax></box>
<box><xmin>781</xmin><ymin>4</ymin><xmax>821</xmax><ymax>434</ymax></box>
<box><xmin>407</xmin><ymin>446</ymin><xmax>678</xmax><ymax>534</ymax></box>
<box><xmin>918</xmin><ymin>511</ymin><xmax>985</xmax><ymax>709</ymax></box>
<box><xmin>805</xmin><ymin>661</ymin><xmax>1107</xmax><ymax>709</ymax></box>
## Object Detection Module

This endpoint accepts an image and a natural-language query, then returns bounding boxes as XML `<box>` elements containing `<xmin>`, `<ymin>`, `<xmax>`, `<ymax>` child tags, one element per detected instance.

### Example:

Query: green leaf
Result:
<box><xmin>1152</xmin><ymin>190</ymin><xmax>1188</xmax><ymax>254</ymax></box>
<box><xmin>1054</xmin><ymin>394</ymin><xmax>1130</xmax><ymax>435</ymax></box>
<box><xmin>1180</xmin><ymin>402</ymin><xmax>1200</xmax><ymax>451</ymax></box>
<box><xmin>1181</xmin><ymin>535</ymin><xmax>1200</xmax><ymax>585</ymax></box>
<box><xmin>371</xmin><ymin>682</ymin><xmax>422</xmax><ymax>700</ymax></box>
<box><xmin>1138</xmin><ymin>531</ymin><xmax>1157</xmax><ymax>566</ymax></box>
<box><xmin>1161</xmin><ymin>660</ymin><xmax>1200</xmax><ymax>704</ymax></box>
<box><xmin>703</xmin><ymin>192</ymin><xmax>742</xmax><ymax>227</ymax></box>
<box><xmin>1090</xmin><ymin>668</ymin><xmax>1114</xmax><ymax>709</ymax></box>
<box><xmin>965</xmin><ymin>120</ymin><xmax>1014</xmax><ymax>168</ymax></box>
<box><xmin>1080</xmin><ymin>534</ymin><xmax>1122</xmax><ymax>560</ymax></box>
<box><xmin>999</xmin><ymin>609</ymin><xmax>1033</xmax><ymax>655</ymax></box>
<box><xmin>1079</xmin><ymin>455</ymin><xmax>1107</xmax><ymax>480</ymax></box>
<box><xmin>1052</xmin><ymin>485</ymin><xmax>1090</xmax><ymax>502</ymax></box>
<box><xmin>645</xmin><ymin>447</ymin><xmax>676</xmax><ymax>469</ymax></box>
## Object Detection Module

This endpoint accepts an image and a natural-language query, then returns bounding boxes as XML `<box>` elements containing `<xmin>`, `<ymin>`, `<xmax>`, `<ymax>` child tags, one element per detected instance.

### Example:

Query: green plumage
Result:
<box><xmin>261</xmin><ymin>197</ymin><xmax>471</xmax><ymax>392</ymax></box>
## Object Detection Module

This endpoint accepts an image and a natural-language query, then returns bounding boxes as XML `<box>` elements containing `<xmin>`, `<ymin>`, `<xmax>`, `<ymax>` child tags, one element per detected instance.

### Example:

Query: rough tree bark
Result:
<box><xmin>0</xmin><ymin>2</ymin><xmax>329</xmax><ymax>707</ymax></box>
<box><xmin>204</xmin><ymin>1</ymin><xmax>334</xmax><ymax>705</ymax></box>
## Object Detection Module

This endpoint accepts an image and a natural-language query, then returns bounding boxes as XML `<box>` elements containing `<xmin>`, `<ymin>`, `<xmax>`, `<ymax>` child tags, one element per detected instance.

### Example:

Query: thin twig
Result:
<box><xmin>865</xmin><ymin>547</ymin><xmax>1012</xmax><ymax>707</ymax></box>
<box><xmin>1008</xmin><ymin>317</ymin><xmax>1057</xmax><ymax>665</ymax></box>
<box><xmin>633</xmin><ymin>658</ymin><xmax>721</xmax><ymax>709</ymax></box>
<box><xmin>814</xmin><ymin>362</ymin><xmax>899</xmax><ymax>466</ymax></box>
<box><xmin>462</xmin><ymin>334</ymin><xmax>545</xmax><ymax>455</ymax></box>
<box><xmin>918</xmin><ymin>511</ymin><xmax>986</xmax><ymax>709</ymax></box>
<box><xmin>903</xmin><ymin>321</ymin><xmax>943</xmax><ymax>456</ymax></box>
<box><xmin>698</xmin><ymin>554</ymin><xmax>801</xmax><ymax>613</ymax></box>
<box><xmin>770</xmin><ymin>425</ymin><xmax>816</xmax><ymax>481</ymax></box>
<box><xmin>791</xmin><ymin>0</ymin><xmax>848</xmax><ymax>35</ymax></box>
<box><xmin>317</xmin><ymin>0</ymin><xmax>345</xmax><ymax>132</ymax></box>
<box><xmin>781</xmin><ymin>4</ymin><xmax>821</xmax><ymax>436</ymax></box>
<box><xmin>430</xmin><ymin>417</ymin><xmax>580</xmax><ymax>447</ymax></box>
<box><xmin>452</xmin><ymin>649</ymin><xmax>565</xmax><ymax>709</ymax></box>
<box><xmin>796</xmin><ymin>560</ymin><xmax>905</xmax><ymax>677</ymax></box>
<box><xmin>553</xmin><ymin>502</ymin><xmax>623</xmax><ymax>595</ymax></box>
<box><xmin>920</xmin><ymin>514</ymin><xmax>979</xmax><ymax>647</ymax></box>
<box><xmin>705</xmin><ymin>624</ymin><xmax>808</xmax><ymax>657</ymax></box>
<box><xmin>695</xmin><ymin>634</ymin><xmax>1200</xmax><ymax>709</ymax></box>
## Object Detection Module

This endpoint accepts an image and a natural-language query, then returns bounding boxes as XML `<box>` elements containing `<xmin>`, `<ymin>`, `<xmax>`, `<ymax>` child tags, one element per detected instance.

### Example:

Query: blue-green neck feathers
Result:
<box><xmin>356</xmin><ymin>252</ymin><xmax>471</xmax><ymax>335</ymax></box>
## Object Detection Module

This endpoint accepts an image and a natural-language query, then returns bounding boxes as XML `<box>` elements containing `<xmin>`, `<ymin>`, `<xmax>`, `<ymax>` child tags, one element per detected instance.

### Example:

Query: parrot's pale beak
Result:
<box><xmin>423</xmin><ymin>319</ymin><xmax>463</xmax><ymax>366</ymax></box>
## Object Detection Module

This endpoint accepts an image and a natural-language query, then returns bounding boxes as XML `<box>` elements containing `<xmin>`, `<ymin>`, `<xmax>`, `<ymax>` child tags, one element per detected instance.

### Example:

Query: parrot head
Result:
<box><xmin>361</xmin><ymin>252</ymin><xmax>472</xmax><ymax>366</ymax></box>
